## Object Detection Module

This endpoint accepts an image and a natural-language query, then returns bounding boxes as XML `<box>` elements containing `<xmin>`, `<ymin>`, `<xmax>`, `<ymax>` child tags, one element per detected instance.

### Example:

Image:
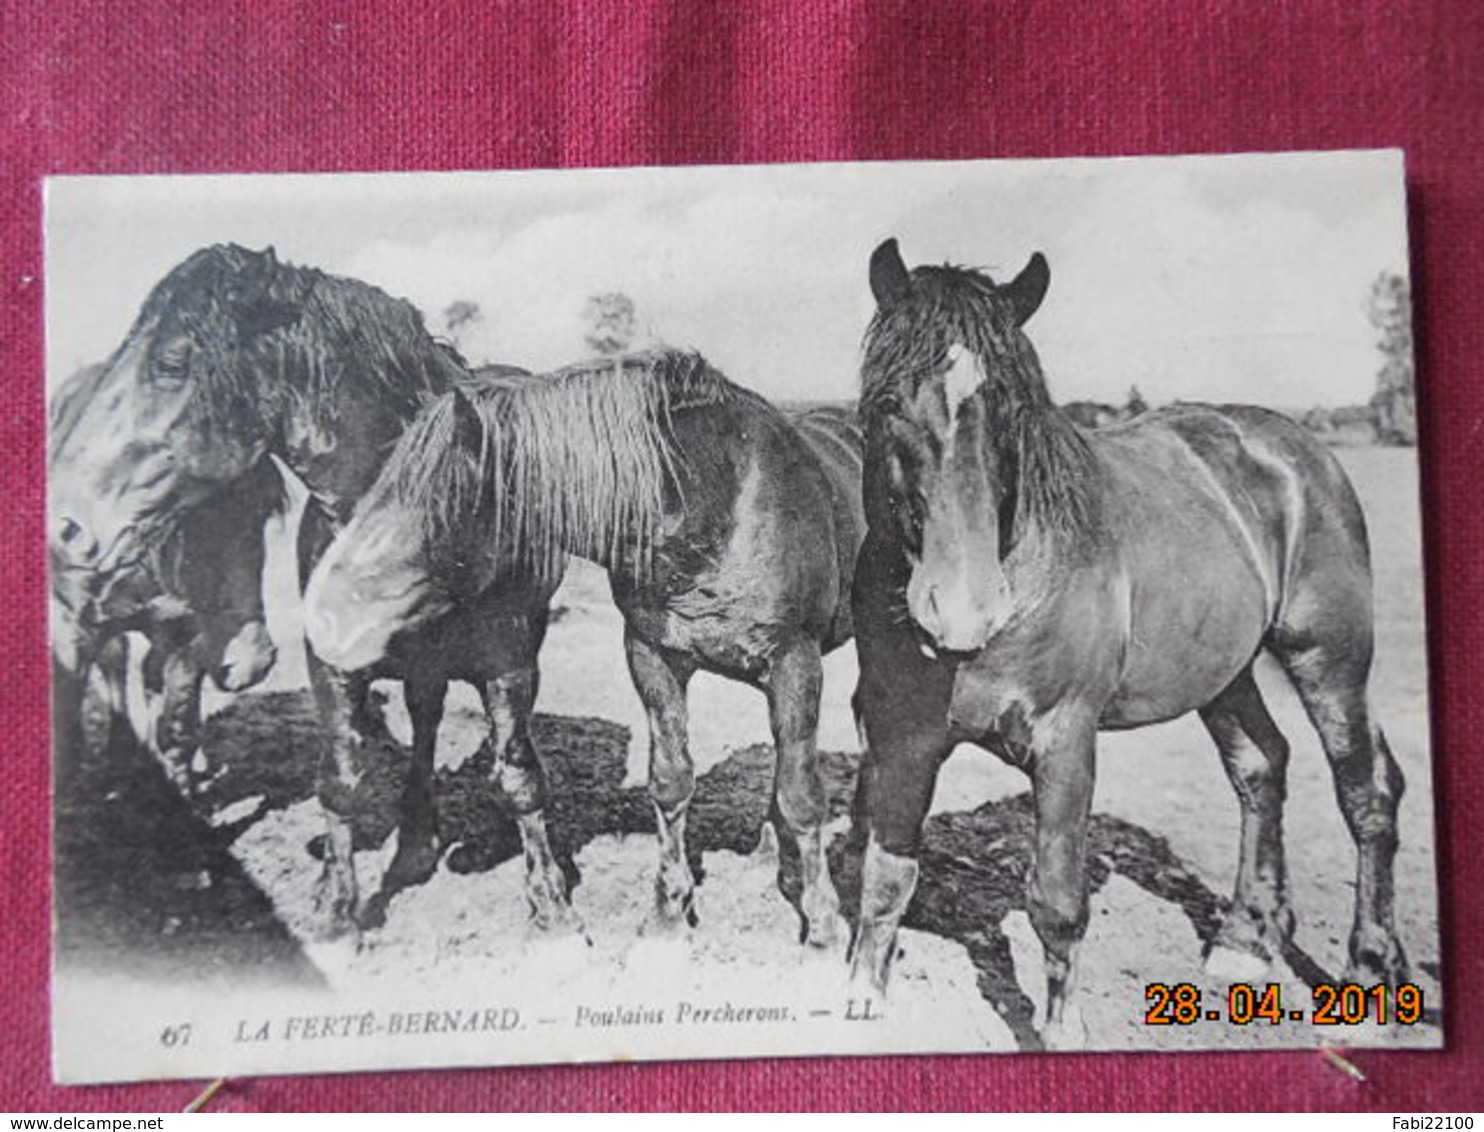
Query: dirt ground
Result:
<box><xmin>53</xmin><ymin>447</ymin><xmax>1441</xmax><ymax>1058</ymax></box>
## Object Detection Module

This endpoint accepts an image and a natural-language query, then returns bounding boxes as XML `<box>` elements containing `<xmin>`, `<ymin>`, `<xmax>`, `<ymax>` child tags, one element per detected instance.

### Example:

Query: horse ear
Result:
<box><xmin>1005</xmin><ymin>252</ymin><xmax>1050</xmax><ymax>326</ymax></box>
<box><xmin>869</xmin><ymin>238</ymin><xmax>913</xmax><ymax>310</ymax></box>
<box><xmin>230</xmin><ymin>246</ymin><xmax>278</xmax><ymax>299</ymax></box>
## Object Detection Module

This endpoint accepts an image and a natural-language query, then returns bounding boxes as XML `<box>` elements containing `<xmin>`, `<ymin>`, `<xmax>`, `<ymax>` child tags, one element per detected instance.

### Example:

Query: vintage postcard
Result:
<box><xmin>46</xmin><ymin>151</ymin><xmax>1439</xmax><ymax>1083</ymax></box>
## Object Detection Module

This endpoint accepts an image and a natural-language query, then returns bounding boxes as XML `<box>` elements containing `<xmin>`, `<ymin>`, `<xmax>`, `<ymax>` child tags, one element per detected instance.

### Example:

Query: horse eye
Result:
<box><xmin>152</xmin><ymin>339</ymin><xmax>194</xmax><ymax>382</ymax></box>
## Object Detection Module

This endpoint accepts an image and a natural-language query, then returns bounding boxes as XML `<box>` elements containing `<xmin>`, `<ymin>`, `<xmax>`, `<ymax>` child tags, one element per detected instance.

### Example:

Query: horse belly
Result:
<box><xmin>1102</xmin><ymin>574</ymin><xmax>1268</xmax><ymax>727</ymax></box>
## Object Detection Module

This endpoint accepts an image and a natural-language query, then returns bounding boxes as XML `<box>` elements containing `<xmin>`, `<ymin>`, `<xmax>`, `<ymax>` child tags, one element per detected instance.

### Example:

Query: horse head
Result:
<box><xmin>303</xmin><ymin>385</ymin><xmax>493</xmax><ymax>671</ymax></box>
<box><xmin>49</xmin><ymin>245</ymin><xmax>304</xmax><ymax>616</ymax></box>
<box><xmin>861</xmin><ymin>238</ymin><xmax>1055</xmax><ymax>654</ymax></box>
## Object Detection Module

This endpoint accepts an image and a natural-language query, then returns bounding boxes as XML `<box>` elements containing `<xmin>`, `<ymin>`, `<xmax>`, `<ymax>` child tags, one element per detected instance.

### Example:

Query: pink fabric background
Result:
<box><xmin>2</xmin><ymin>0</ymin><xmax>1480</xmax><ymax>1112</ymax></box>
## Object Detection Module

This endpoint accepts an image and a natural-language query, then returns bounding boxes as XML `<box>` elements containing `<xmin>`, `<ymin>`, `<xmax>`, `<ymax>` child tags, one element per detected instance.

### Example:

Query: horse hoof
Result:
<box><xmin>311</xmin><ymin>867</ymin><xmax>360</xmax><ymax>939</ymax></box>
<box><xmin>308</xmin><ymin>904</ymin><xmax>360</xmax><ymax>944</ymax></box>
<box><xmin>805</xmin><ymin>911</ymin><xmax>848</xmax><ymax>953</ymax></box>
<box><xmin>639</xmin><ymin>905</ymin><xmax>695</xmax><ymax>939</ymax></box>
<box><xmin>1205</xmin><ymin>944</ymin><xmax>1271</xmax><ymax>983</ymax></box>
<box><xmin>751</xmin><ymin>823</ymin><xmax>781</xmax><ymax>869</ymax></box>
<box><xmin>1042</xmin><ymin>1005</ymin><xmax>1089</xmax><ymax>1052</ymax></box>
<box><xmin>384</xmin><ymin>840</ymin><xmax>442</xmax><ymax>891</ymax></box>
<box><xmin>1343</xmin><ymin>936</ymin><xmax>1410</xmax><ymax>988</ymax></box>
<box><xmin>354</xmin><ymin>895</ymin><xmax>390</xmax><ymax>932</ymax></box>
<box><xmin>643</xmin><ymin>877</ymin><xmax>698</xmax><ymax>936</ymax></box>
<box><xmin>527</xmin><ymin>892</ymin><xmax>587</xmax><ymax>938</ymax></box>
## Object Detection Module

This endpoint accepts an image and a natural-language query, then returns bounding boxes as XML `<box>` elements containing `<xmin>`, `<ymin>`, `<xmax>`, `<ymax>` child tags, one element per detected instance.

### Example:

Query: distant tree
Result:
<box><xmin>583</xmin><ymin>292</ymin><xmax>638</xmax><ymax>356</ymax></box>
<box><xmin>1301</xmin><ymin>405</ymin><xmax>1334</xmax><ymax>434</ymax></box>
<box><xmin>1367</xmin><ymin>272</ymin><xmax>1416</xmax><ymax>445</ymax></box>
<box><xmin>442</xmin><ymin>300</ymin><xmax>482</xmax><ymax>350</ymax></box>
<box><xmin>1123</xmin><ymin>385</ymin><xmax>1148</xmax><ymax>419</ymax></box>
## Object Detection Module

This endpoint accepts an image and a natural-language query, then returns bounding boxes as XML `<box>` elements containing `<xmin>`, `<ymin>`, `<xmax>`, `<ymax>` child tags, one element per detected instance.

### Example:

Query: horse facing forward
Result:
<box><xmin>304</xmin><ymin>349</ymin><xmax>865</xmax><ymax>946</ymax></box>
<box><xmin>850</xmin><ymin>239</ymin><xmax>1408</xmax><ymax>1047</ymax></box>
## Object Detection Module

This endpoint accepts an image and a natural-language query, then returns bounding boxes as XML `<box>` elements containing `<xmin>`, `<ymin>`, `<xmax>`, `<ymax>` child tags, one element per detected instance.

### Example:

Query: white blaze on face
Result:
<box><xmin>941</xmin><ymin>343</ymin><xmax>985</xmax><ymax>461</ymax></box>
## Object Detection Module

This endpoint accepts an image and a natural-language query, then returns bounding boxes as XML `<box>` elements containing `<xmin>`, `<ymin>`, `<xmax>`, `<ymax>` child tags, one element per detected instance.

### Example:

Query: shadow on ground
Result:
<box><xmin>53</xmin><ymin>696</ymin><xmax>323</xmax><ymax>991</ymax></box>
<box><xmin>55</xmin><ymin>687</ymin><xmax>1347</xmax><ymax>1047</ymax></box>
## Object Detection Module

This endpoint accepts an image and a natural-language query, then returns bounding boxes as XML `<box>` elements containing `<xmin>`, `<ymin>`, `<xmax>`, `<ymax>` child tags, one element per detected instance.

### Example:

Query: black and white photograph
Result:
<box><xmin>45</xmin><ymin>151</ymin><xmax>1439</xmax><ymax>1084</ymax></box>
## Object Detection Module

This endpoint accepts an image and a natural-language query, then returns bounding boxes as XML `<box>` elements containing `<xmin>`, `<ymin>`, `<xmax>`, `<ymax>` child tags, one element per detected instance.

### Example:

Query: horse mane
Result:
<box><xmin>125</xmin><ymin>244</ymin><xmax>466</xmax><ymax>436</ymax></box>
<box><xmin>860</xmin><ymin>263</ymin><xmax>1102</xmax><ymax>544</ymax></box>
<box><xmin>372</xmin><ymin>347</ymin><xmax>738</xmax><ymax>576</ymax></box>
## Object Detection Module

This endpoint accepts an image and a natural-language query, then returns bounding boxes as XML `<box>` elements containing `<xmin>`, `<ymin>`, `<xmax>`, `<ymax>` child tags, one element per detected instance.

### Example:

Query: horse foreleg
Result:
<box><xmin>849</xmin><ymin>539</ymin><xmax>957</xmax><ymax>993</ymax></box>
<box><xmin>305</xmin><ymin>653</ymin><xmax>370</xmax><ymax>937</ymax></box>
<box><xmin>299</xmin><ymin>501</ymin><xmax>365</xmax><ymax>936</ymax></box>
<box><xmin>764</xmin><ymin>636</ymin><xmax>843</xmax><ymax>949</ymax></box>
<box><xmin>1027</xmin><ymin>713</ymin><xmax>1096</xmax><ymax>1051</ymax></box>
<box><xmin>154</xmin><ymin>636</ymin><xmax>209</xmax><ymax>796</ymax></box>
<box><xmin>849</xmin><ymin>694</ymin><xmax>954</xmax><ymax>992</ymax></box>
<box><xmin>624</xmin><ymin>628</ymin><xmax>697</xmax><ymax>934</ymax></box>
<box><xmin>360</xmin><ymin>675</ymin><xmax>447</xmax><ymax>930</ymax></box>
<box><xmin>1200</xmin><ymin>668</ymin><xmax>1295</xmax><ymax>980</ymax></box>
<box><xmin>481</xmin><ymin>666</ymin><xmax>575</xmax><ymax>932</ymax></box>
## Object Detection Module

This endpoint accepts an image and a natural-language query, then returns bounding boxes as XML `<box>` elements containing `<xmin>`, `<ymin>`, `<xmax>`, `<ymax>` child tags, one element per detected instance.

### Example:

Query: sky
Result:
<box><xmin>46</xmin><ymin>150</ymin><xmax>1409</xmax><ymax>409</ymax></box>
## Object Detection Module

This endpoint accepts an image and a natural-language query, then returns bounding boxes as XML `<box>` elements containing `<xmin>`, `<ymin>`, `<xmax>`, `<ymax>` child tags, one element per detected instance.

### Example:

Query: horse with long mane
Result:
<box><xmin>47</xmin><ymin>246</ymin><xmax>562</xmax><ymax>931</ymax></box>
<box><xmin>50</xmin><ymin>363</ymin><xmax>282</xmax><ymax>792</ymax></box>
<box><xmin>850</xmin><ymin>239</ymin><xmax>1408</xmax><ymax>1047</ymax></box>
<box><xmin>304</xmin><ymin>348</ymin><xmax>866</xmax><ymax>946</ymax></box>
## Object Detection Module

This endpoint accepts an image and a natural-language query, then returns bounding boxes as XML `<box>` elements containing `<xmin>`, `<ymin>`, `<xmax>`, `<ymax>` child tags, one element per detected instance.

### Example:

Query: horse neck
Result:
<box><xmin>266</xmin><ymin>319</ymin><xmax>460</xmax><ymax>516</ymax></box>
<box><xmin>279</xmin><ymin>387</ymin><xmax>420</xmax><ymax>518</ymax></box>
<box><xmin>996</xmin><ymin>398</ymin><xmax>1103</xmax><ymax>577</ymax></box>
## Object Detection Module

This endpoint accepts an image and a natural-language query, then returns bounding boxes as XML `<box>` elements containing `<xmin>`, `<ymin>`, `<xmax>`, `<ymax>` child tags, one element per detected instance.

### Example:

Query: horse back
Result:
<box><xmin>1110</xmin><ymin>402</ymin><xmax>1370</xmax><ymax>577</ymax></box>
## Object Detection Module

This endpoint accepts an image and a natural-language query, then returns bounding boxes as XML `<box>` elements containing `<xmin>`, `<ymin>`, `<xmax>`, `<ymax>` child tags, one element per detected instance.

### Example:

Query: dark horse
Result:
<box><xmin>303</xmin><ymin>349</ymin><xmax>865</xmax><ymax>946</ymax></box>
<box><xmin>47</xmin><ymin>245</ymin><xmax>560</xmax><ymax>932</ymax></box>
<box><xmin>850</xmin><ymin>239</ymin><xmax>1408</xmax><ymax>1047</ymax></box>
<box><xmin>50</xmin><ymin>363</ymin><xmax>281</xmax><ymax>791</ymax></box>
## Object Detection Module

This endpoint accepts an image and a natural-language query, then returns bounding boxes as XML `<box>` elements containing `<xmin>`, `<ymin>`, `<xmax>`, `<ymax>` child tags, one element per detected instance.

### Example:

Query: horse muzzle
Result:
<box><xmin>303</xmin><ymin>599</ymin><xmax>390</xmax><ymax>672</ymax></box>
<box><xmin>303</xmin><ymin>571</ymin><xmax>444</xmax><ymax>673</ymax></box>
<box><xmin>906</xmin><ymin>573</ymin><xmax>1011</xmax><ymax>655</ymax></box>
